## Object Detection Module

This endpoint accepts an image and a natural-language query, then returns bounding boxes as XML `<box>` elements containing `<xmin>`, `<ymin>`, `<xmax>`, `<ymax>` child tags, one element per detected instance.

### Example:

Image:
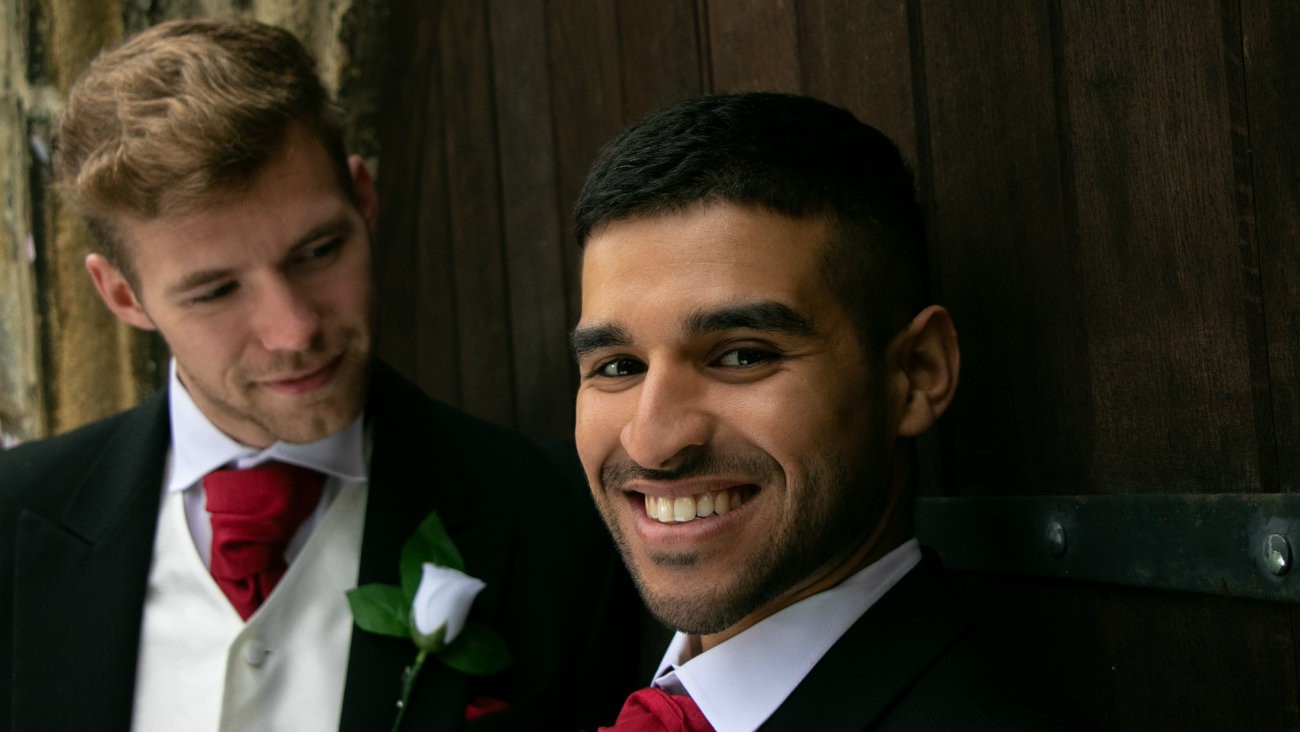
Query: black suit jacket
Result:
<box><xmin>759</xmin><ymin>552</ymin><xmax>1069</xmax><ymax>732</ymax></box>
<box><xmin>0</xmin><ymin>361</ymin><xmax>636</xmax><ymax>731</ymax></box>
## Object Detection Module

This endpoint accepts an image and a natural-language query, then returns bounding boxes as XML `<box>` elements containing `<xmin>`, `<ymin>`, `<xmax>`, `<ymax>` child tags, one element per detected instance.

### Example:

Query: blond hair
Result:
<box><xmin>53</xmin><ymin>18</ymin><xmax>350</xmax><ymax>279</ymax></box>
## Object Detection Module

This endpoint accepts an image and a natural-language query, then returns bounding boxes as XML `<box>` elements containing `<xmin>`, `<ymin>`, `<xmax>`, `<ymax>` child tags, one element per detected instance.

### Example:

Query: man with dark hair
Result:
<box><xmin>572</xmin><ymin>92</ymin><xmax>1060</xmax><ymax>731</ymax></box>
<box><xmin>0</xmin><ymin>18</ymin><xmax>629</xmax><ymax>731</ymax></box>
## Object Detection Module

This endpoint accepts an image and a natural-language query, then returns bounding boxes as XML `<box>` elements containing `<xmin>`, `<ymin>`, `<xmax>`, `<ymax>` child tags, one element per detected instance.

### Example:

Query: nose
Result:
<box><xmin>620</xmin><ymin>364</ymin><xmax>713</xmax><ymax>470</ymax></box>
<box><xmin>251</xmin><ymin>278</ymin><xmax>319</xmax><ymax>352</ymax></box>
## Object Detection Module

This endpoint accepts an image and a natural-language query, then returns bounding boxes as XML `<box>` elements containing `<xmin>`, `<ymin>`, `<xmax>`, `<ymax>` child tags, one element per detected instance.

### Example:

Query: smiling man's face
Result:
<box><xmin>87</xmin><ymin>126</ymin><xmax>377</xmax><ymax>448</ymax></box>
<box><xmin>574</xmin><ymin>201</ymin><xmax>909</xmax><ymax>645</ymax></box>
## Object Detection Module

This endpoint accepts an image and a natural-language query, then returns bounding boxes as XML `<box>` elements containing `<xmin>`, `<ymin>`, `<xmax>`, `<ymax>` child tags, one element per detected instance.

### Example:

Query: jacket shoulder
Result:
<box><xmin>0</xmin><ymin>396</ymin><xmax>164</xmax><ymax>506</ymax></box>
<box><xmin>877</xmin><ymin>631</ymin><xmax>1074</xmax><ymax>731</ymax></box>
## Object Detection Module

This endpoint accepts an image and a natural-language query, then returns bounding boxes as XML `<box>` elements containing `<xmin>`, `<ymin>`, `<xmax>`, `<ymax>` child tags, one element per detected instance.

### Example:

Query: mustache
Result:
<box><xmin>601</xmin><ymin>449</ymin><xmax>779</xmax><ymax>490</ymax></box>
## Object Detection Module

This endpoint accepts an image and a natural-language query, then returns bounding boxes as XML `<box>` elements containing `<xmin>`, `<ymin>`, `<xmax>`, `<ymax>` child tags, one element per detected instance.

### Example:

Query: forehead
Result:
<box><xmin>115</xmin><ymin>130</ymin><xmax>354</xmax><ymax>277</ymax></box>
<box><xmin>579</xmin><ymin>203</ymin><xmax>834</xmax><ymax>331</ymax></box>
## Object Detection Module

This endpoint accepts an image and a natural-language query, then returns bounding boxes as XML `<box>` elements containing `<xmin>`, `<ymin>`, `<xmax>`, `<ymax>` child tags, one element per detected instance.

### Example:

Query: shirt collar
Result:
<box><xmin>166</xmin><ymin>359</ymin><xmax>368</xmax><ymax>493</ymax></box>
<box><xmin>651</xmin><ymin>538</ymin><xmax>923</xmax><ymax>732</ymax></box>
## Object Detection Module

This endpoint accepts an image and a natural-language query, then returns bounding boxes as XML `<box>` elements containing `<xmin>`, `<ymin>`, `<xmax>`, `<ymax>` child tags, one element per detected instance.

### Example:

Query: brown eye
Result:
<box><xmin>597</xmin><ymin>358</ymin><xmax>645</xmax><ymax>377</ymax></box>
<box><xmin>716</xmin><ymin>348</ymin><xmax>775</xmax><ymax>367</ymax></box>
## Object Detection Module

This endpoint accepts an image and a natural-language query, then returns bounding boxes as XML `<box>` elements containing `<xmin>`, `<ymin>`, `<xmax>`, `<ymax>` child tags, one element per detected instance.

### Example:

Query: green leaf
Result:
<box><xmin>437</xmin><ymin>622</ymin><xmax>512</xmax><ymax>676</ymax></box>
<box><xmin>346</xmin><ymin>584</ymin><xmax>409</xmax><ymax>637</ymax></box>
<box><xmin>400</xmin><ymin>511</ymin><xmax>466</xmax><ymax>600</ymax></box>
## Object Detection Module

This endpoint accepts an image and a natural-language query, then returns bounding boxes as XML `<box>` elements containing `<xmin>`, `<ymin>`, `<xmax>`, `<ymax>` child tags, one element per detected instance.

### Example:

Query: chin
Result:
<box><xmin>267</xmin><ymin>404</ymin><xmax>359</xmax><ymax>444</ymax></box>
<box><xmin>639</xmin><ymin>583</ymin><xmax>747</xmax><ymax>636</ymax></box>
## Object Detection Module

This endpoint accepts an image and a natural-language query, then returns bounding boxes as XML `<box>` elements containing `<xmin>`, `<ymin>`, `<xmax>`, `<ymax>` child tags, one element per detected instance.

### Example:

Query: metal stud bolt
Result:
<box><xmin>1264</xmin><ymin>533</ymin><xmax>1291</xmax><ymax>576</ymax></box>
<box><xmin>1046</xmin><ymin>521</ymin><xmax>1068</xmax><ymax>557</ymax></box>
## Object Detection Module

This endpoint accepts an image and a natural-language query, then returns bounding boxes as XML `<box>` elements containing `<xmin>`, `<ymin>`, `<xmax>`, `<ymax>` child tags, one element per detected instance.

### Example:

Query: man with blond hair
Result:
<box><xmin>0</xmin><ymin>18</ymin><xmax>629</xmax><ymax>731</ymax></box>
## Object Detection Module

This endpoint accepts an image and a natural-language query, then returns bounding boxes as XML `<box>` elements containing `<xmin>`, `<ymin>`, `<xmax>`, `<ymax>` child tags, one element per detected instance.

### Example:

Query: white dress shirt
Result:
<box><xmin>164</xmin><ymin>360</ymin><xmax>369</xmax><ymax>564</ymax></box>
<box><xmin>651</xmin><ymin>538</ymin><xmax>923</xmax><ymax>732</ymax></box>
<box><xmin>131</xmin><ymin>360</ymin><xmax>371</xmax><ymax>732</ymax></box>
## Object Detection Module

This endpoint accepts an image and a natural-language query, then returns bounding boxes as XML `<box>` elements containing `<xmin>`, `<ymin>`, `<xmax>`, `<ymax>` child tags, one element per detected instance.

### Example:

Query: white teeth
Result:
<box><xmin>644</xmin><ymin>488</ymin><xmax>747</xmax><ymax>524</ymax></box>
<box><xmin>673</xmin><ymin>497</ymin><xmax>694</xmax><ymax>522</ymax></box>
<box><xmin>657</xmin><ymin>496</ymin><xmax>673</xmax><ymax>522</ymax></box>
<box><xmin>695</xmin><ymin>492</ymin><xmax>714</xmax><ymax>517</ymax></box>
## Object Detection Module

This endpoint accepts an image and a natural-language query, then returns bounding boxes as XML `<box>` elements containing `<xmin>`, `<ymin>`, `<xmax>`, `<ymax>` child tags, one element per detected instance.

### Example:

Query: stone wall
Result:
<box><xmin>0</xmin><ymin>0</ymin><xmax>387</xmax><ymax>445</ymax></box>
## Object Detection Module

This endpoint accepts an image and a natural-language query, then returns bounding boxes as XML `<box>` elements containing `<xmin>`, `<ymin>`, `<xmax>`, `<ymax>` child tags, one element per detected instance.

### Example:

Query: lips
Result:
<box><xmin>260</xmin><ymin>355</ymin><xmax>342</xmax><ymax>395</ymax></box>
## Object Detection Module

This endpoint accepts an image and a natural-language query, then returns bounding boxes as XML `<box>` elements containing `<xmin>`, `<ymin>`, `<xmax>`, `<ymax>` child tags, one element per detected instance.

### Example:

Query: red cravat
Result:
<box><xmin>204</xmin><ymin>461</ymin><xmax>325</xmax><ymax>620</ymax></box>
<box><xmin>600</xmin><ymin>688</ymin><xmax>715</xmax><ymax>732</ymax></box>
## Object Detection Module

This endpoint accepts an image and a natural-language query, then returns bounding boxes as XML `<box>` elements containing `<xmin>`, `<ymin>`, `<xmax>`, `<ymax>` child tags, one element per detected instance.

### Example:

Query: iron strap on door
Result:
<box><xmin>915</xmin><ymin>494</ymin><xmax>1299</xmax><ymax>603</ymax></box>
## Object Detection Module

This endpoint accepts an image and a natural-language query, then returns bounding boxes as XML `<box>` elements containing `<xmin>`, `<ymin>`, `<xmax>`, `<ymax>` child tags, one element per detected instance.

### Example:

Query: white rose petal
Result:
<box><xmin>411</xmin><ymin>563</ymin><xmax>487</xmax><ymax>648</ymax></box>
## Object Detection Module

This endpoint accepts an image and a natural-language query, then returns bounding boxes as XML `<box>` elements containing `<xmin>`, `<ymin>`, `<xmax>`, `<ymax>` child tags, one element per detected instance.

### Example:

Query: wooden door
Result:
<box><xmin>374</xmin><ymin>2</ymin><xmax>1300</xmax><ymax>728</ymax></box>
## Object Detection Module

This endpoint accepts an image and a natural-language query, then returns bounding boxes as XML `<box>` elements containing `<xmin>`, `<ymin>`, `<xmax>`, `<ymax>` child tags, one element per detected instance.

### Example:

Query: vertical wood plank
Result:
<box><xmin>1217</xmin><ymin>0</ymin><xmax>1280</xmax><ymax>496</ymax></box>
<box><xmin>438</xmin><ymin>1</ymin><xmax>515</xmax><ymax>426</ymax></box>
<box><xmin>547</xmin><ymin>0</ymin><xmax>623</xmax><ymax>332</ymax></box>
<box><xmin>918</xmin><ymin>0</ymin><xmax>1095</xmax><ymax>495</ymax></box>
<box><xmin>374</xmin><ymin>0</ymin><xmax>458</xmax><ymax>403</ymax></box>
<box><xmin>796</xmin><ymin>0</ymin><xmax>917</xmax><ymax>163</ymax></box>
<box><xmin>706</xmin><ymin>0</ymin><xmax>800</xmax><ymax>92</ymax></box>
<box><xmin>1242</xmin><ymin>0</ymin><xmax>1300</xmax><ymax>493</ymax></box>
<box><xmin>615</xmin><ymin>0</ymin><xmax>704</xmax><ymax>122</ymax></box>
<box><xmin>1058</xmin><ymin>0</ymin><xmax>1259</xmax><ymax>493</ymax></box>
<box><xmin>1232</xmin><ymin>7</ymin><xmax>1300</xmax><ymax>717</ymax></box>
<box><xmin>489</xmin><ymin>0</ymin><xmax>574</xmax><ymax>440</ymax></box>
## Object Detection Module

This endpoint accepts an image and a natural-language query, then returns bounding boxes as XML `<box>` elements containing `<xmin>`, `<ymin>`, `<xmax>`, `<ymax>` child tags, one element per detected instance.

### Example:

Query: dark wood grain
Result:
<box><xmin>437</xmin><ymin>1</ymin><xmax>515</xmax><ymax>427</ymax></box>
<box><xmin>1219</xmin><ymin>0</ymin><xmax>1280</xmax><ymax>496</ymax></box>
<box><xmin>374</xmin><ymin>0</ymin><xmax>457</xmax><ymax>402</ymax></box>
<box><xmin>547</xmin><ymin>0</ymin><xmax>624</xmax><ymax>330</ymax></box>
<box><xmin>966</xmin><ymin>575</ymin><xmax>1300</xmax><ymax>731</ymax></box>
<box><xmin>615</xmin><ymin>0</ymin><xmax>705</xmax><ymax>122</ymax></box>
<box><xmin>1243</xmin><ymin>0</ymin><xmax>1300</xmax><ymax>493</ymax></box>
<box><xmin>918</xmin><ymin>0</ymin><xmax>1095</xmax><ymax>496</ymax></box>
<box><xmin>797</xmin><ymin>0</ymin><xmax>917</xmax><ymax>162</ymax></box>
<box><xmin>705</xmin><ymin>0</ymin><xmax>800</xmax><ymax>92</ymax></box>
<box><xmin>1056</xmin><ymin>0</ymin><xmax>1259</xmax><ymax>494</ymax></box>
<box><xmin>488</xmin><ymin>0</ymin><xmax>574</xmax><ymax>440</ymax></box>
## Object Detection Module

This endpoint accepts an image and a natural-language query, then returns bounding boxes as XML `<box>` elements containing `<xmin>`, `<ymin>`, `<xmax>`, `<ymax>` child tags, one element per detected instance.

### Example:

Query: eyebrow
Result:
<box><xmin>571</xmin><ymin>300</ymin><xmax>815</xmax><ymax>361</ymax></box>
<box><xmin>571</xmin><ymin>323</ymin><xmax>633</xmax><ymax>360</ymax></box>
<box><xmin>164</xmin><ymin>216</ymin><xmax>355</xmax><ymax>298</ymax></box>
<box><xmin>683</xmin><ymin>300</ymin><xmax>815</xmax><ymax>339</ymax></box>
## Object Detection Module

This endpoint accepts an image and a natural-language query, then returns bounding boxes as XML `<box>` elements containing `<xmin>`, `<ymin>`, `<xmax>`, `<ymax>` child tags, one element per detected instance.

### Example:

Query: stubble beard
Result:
<box><xmin>597</xmin><ymin>446</ymin><xmax>886</xmax><ymax>636</ymax></box>
<box><xmin>188</xmin><ymin>326</ymin><xmax>371</xmax><ymax>445</ymax></box>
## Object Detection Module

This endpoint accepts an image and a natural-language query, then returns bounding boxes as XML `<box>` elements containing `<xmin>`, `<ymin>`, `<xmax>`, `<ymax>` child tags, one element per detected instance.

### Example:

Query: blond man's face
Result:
<box><xmin>88</xmin><ymin>127</ymin><xmax>377</xmax><ymax>447</ymax></box>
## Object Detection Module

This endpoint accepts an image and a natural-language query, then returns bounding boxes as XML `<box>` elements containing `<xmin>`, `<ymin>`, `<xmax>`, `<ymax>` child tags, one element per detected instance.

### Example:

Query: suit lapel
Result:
<box><xmin>338</xmin><ymin>363</ymin><xmax>512</xmax><ymax>731</ymax></box>
<box><xmin>11</xmin><ymin>394</ymin><xmax>169</xmax><ymax>731</ymax></box>
<box><xmin>758</xmin><ymin>553</ymin><xmax>970</xmax><ymax>731</ymax></box>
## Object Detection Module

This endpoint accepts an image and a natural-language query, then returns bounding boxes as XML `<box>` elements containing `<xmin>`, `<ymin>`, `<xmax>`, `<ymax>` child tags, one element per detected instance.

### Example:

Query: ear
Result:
<box><xmin>889</xmin><ymin>305</ymin><xmax>960</xmax><ymax>438</ymax></box>
<box><xmin>348</xmin><ymin>154</ymin><xmax>379</xmax><ymax>229</ymax></box>
<box><xmin>85</xmin><ymin>253</ymin><xmax>157</xmax><ymax>331</ymax></box>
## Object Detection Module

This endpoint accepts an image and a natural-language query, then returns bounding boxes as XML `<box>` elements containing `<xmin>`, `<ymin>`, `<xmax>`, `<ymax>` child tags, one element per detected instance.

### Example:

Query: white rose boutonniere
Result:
<box><xmin>347</xmin><ymin>512</ymin><xmax>511</xmax><ymax>732</ymax></box>
<box><xmin>411</xmin><ymin>563</ymin><xmax>485</xmax><ymax>651</ymax></box>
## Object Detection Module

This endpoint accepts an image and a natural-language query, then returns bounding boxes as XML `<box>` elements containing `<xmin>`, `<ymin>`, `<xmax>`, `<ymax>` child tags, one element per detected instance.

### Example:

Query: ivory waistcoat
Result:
<box><xmin>131</xmin><ymin>480</ymin><xmax>368</xmax><ymax>732</ymax></box>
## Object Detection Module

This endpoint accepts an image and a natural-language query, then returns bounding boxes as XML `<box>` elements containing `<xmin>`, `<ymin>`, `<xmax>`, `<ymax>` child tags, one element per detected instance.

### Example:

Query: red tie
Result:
<box><xmin>599</xmin><ymin>688</ymin><xmax>715</xmax><ymax>732</ymax></box>
<box><xmin>204</xmin><ymin>462</ymin><xmax>325</xmax><ymax>620</ymax></box>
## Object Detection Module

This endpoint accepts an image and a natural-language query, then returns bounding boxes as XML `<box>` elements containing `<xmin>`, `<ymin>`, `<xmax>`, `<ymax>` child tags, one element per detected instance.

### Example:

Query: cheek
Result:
<box><xmin>322</xmin><ymin>276</ymin><xmax>369</xmax><ymax>317</ymax></box>
<box><xmin>733</xmin><ymin>383</ymin><xmax>869</xmax><ymax>484</ymax></box>
<box><xmin>161</xmin><ymin>319</ymin><xmax>229</xmax><ymax>361</ymax></box>
<box><xmin>574</xmin><ymin>391</ymin><xmax>621</xmax><ymax>476</ymax></box>
<box><xmin>720</xmin><ymin>384</ymin><xmax>824</xmax><ymax>453</ymax></box>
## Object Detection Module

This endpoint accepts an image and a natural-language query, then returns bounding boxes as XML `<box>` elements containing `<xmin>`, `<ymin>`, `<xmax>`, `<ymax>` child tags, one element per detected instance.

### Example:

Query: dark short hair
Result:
<box><xmin>572</xmin><ymin>92</ymin><xmax>927</xmax><ymax>353</ymax></box>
